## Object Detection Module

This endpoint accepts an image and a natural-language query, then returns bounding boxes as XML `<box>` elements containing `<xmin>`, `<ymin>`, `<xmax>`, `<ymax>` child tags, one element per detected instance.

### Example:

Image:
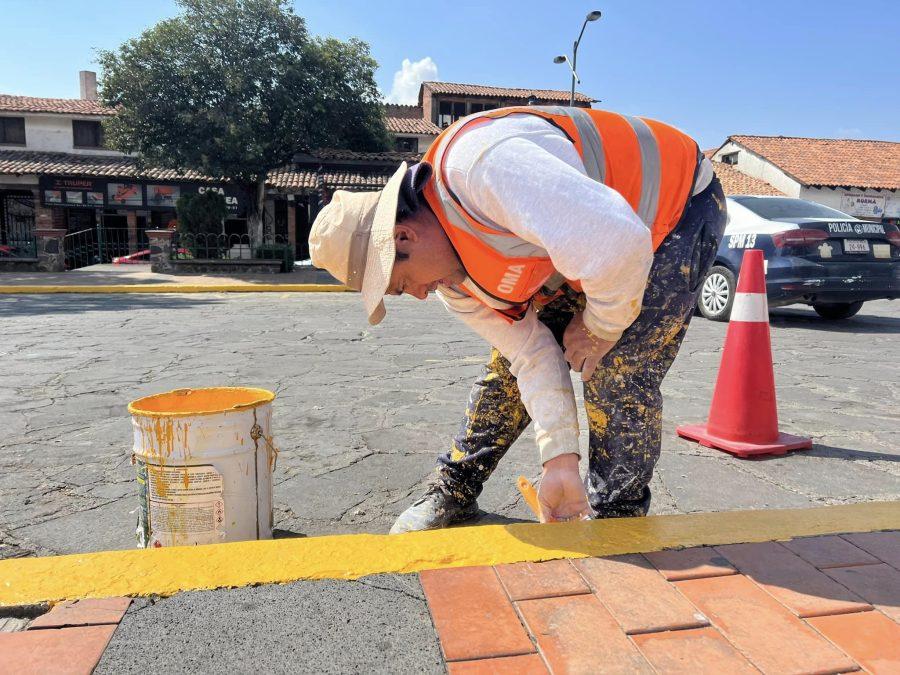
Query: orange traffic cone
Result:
<box><xmin>677</xmin><ymin>249</ymin><xmax>812</xmax><ymax>457</ymax></box>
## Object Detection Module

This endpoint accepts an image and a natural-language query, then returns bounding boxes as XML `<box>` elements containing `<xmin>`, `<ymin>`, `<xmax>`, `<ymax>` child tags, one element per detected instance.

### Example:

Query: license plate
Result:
<box><xmin>844</xmin><ymin>239</ymin><xmax>870</xmax><ymax>253</ymax></box>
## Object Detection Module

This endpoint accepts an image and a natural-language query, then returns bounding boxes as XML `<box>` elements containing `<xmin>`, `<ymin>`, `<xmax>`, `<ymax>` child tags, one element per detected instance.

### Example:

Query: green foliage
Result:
<box><xmin>176</xmin><ymin>190</ymin><xmax>228</xmax><ymax>257</ymax></box>
<box><xmin>97</xmin><ymin>0</ymin><xmax>390</xmax><ymax>186</ymax></box>
<box><xmin>176</xmin><ymin>190</ymin><xmax>228</xmax><ymax>236</ymax></box>
<box><xmin>253</xmin><ymin>243</ymin><xmax>293</xmax><ymax>272</ymax></box>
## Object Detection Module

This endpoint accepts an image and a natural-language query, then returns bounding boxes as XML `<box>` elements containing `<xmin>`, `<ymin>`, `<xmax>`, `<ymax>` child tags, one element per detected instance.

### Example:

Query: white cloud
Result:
<box><xmin>385</xmin><ymin>57</ymin><xmax>438</xmax><ymax>104</ymax></box>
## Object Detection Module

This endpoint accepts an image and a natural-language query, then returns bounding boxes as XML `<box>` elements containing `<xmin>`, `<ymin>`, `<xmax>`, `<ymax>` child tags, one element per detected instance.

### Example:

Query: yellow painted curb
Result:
<box><xmin>2</xmin><ymin>502</ymin><xmax>897</xmax><ymax>607</ymax></box>
<box><xmin>0</xmin><ymin>284</ymin><xmax>350</xmax><ymax>294</ymax></box>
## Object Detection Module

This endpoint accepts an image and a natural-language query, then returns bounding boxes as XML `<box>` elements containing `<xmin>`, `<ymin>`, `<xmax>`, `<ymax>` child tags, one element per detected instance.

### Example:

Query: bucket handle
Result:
<box><xmin>250</xmin><ymin>420</ymin><xmax>279</xmax><ymax>473</ymax></box>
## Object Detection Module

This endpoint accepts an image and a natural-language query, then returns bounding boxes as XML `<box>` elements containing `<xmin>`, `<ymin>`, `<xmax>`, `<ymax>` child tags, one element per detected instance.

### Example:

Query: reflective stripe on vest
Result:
<box><xmin>623</xmin><ymin>115</ymin><xmax>660</xmax><ymax>227</ymax></box>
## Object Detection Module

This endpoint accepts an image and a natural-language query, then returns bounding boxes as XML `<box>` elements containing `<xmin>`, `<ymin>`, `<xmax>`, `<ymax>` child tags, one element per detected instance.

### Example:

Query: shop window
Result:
<box><xmin>73</xmin><ymin>120</ymin><xmax>104</xmax><ymax>148</ymax></box>
<box><xmin>0</xmin><ymin>117</ymin><xmax>26</xmax><ymax>145</ymax></box>
<box><xmin>394</xmin><ymin>136</ymin><xmax>418</xmax><ymax>153</ymax></box>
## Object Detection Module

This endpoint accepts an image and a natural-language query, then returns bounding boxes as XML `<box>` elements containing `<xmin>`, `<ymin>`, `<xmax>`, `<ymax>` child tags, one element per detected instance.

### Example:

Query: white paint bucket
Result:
<box><xmin>128</xmin><ymin>387</ymin><xmax>277</xmax><ymax>548</ymax></box>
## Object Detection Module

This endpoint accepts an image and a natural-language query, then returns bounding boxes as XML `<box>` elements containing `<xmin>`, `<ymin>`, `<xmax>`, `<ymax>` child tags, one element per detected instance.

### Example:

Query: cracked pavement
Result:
<box><xmin>0</xmin><ymin>293</ymin><xmax>897</xmax><ymax>558</ymax></box>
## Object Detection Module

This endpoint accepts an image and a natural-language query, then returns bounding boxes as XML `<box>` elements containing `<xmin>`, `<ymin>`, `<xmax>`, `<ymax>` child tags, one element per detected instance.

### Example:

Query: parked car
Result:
<box><xmin>698</xmin><ymin>196</ymin><xmax>900</xmax><ymax>321</ymax></box>
<box><xmin>112</xmin><ymin>248</ymin><xmax>192</xmax><ymax>264</ymax></box>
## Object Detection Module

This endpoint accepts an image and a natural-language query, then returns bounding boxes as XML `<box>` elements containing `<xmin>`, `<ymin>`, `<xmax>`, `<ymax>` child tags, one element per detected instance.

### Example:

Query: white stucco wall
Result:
<box><xmin>713</xmin><ymin>141</ymin><xmax>801</xmax><ymax>197</ymax></box>
<box><xmin>17</xmin><ymin>114</ymin><xmax>122</xmax><ymax>155</ymax></box>
<box><xmin>801</xmin><ymin>185</ymin><xmax>900</xmax><ymax>219</ymax></box>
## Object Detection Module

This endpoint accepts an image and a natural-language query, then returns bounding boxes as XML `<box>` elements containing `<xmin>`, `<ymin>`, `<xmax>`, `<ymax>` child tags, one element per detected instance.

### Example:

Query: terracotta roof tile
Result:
<box><xmin>268</xmin><ymin>166</ymin><xmax>395</xmax><ymax>191</ymax></box>
<box><xmin>0</xmin><ymin>150</ymin><xmax>208</xmax><ymax>180</ymax></box>
<box><xmin>712</xmin><ymin>161</ymin><xmax>784</xmax><ymax>196</ymax></box>
<box><xmin>385</xmin><ymin>116</ymin><xmax>441</xmax><ymax>135</ymax></box>
<box><xmin>308</xmin><ymin>148</ymin><xmax>421</xmax><ymax>162</ymax></box>
<box><xmin>727</xmin><ymin>135</ymin><xmax>900</xmax><ymax>189</ymax></box>
<box><xmin>0</xmin><ymin>95</ymin><xmax>115</xmax><ymax>116</ymax></box>
<box><xmin>0</xmin><ymin>150</ymin><xmax>398</xmax><ymax>193</ymax></box>
<box><xmin>422</xmin><ymin>81</ymin><xmax>594</xmax><ymax>104</ymax></box>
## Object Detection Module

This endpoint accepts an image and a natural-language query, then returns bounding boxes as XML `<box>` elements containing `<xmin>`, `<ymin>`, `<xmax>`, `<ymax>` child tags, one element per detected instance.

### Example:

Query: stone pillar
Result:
<box><xmin>287</xmin><ymin>200</ymin><xmax>297</xmax><ymax>258</ymax></box>
<box><xmin>147</xmin><ymin>229</ymin><xmax>174</xmax><ymax>273</ymax></box>
<box><xmin>36</xmin><ymin>228</ymin><xmax>67</xmax><ymax>272</ymax></box>
<box><xmin>126</xmin><ymin>211</ymin><xmax>138</xmax><ymax>252</ymax></box>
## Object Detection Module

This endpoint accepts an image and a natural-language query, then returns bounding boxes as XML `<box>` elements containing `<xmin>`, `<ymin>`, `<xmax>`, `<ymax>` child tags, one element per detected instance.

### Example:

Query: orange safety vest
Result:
<box><xmin>421</xmin><ymin>106</ymin><xmax>700</xmax><ymax>320</ymax></box>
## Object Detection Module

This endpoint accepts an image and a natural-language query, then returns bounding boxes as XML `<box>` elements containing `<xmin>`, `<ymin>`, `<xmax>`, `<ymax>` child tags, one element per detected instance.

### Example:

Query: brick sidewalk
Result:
<box><xmin>423</xmin><ymin>531</ymin><xmax>899</xmax><ymax>674</ymax></box>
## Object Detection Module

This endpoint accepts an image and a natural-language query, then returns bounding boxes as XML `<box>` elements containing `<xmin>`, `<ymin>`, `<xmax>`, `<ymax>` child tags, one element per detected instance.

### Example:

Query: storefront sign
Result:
<box><xmin>840</xmin><ymin>193</ymin><xmax>886</xmax><ymax>219</ymax></box>
<box><xmin>39</xmin><ymin>176</ymin><xmax>247</xmax><ymax>216</ymax></box>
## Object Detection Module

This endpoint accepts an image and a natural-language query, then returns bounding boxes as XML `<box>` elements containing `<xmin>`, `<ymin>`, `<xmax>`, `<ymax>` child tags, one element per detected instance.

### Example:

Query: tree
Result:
<box><xmin>98</xmin><ymin>0</ymin><xmax>390</xmax><ymax>242</ymax></box>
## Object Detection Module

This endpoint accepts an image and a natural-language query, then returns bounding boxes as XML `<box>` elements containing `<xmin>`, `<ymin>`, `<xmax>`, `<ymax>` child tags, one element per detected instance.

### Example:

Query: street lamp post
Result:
<box><xmin>554</xmin><ymin>10</ymin><xmax>601</xmax><ymax>106</ymax></box>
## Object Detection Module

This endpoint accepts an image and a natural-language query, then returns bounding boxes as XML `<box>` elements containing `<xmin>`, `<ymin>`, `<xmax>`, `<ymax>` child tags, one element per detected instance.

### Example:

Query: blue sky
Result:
<box><xmin>2</xmin><ymin>0</ymin><xmax>897</xmax><ymax>149</ymax></box>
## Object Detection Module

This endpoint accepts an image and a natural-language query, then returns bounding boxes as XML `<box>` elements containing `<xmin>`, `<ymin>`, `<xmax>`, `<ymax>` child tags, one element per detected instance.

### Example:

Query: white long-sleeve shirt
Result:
<box><xmin>435</xmin><ymin>114</ymin><xmax>708</xmax><ymax>465</ymax></box>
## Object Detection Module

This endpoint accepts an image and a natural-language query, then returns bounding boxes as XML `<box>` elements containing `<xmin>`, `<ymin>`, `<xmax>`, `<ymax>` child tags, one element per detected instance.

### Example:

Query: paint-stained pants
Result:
<box><xmin>436</xmin><ymin>177</ymin><xmax>727</xmax><ymax>517</ymax></box>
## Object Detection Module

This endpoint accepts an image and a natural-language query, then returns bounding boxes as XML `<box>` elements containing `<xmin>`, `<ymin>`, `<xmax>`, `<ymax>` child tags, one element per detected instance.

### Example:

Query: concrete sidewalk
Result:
<box><xmin>0</xmin><ymin>263</ymin><xmax>342</xmax><ymax>289</ymax></box>
<box><xmin>1</xmin><ymin>506</ymin><xmax>898</xmax><ymax>673</ymax></box>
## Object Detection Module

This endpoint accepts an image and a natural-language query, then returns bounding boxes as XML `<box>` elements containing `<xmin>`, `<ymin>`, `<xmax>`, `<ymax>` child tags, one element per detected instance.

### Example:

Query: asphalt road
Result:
<box><xmin>1</xmin><ymin>293</ymin><xmax>897</xmax><ymax>558</ymax></box>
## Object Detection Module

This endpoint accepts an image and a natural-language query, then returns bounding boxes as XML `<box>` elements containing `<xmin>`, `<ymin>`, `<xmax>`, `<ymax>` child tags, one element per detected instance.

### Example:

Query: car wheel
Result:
<box><xmin>698</xmin><ymin>266</ymin><xmax>735</xmax><ymax>321</ymax></box>
<box><xmin>813</xmin><ymin>301</ymin><xmax>864</xmax><ymax>320</ymax></box>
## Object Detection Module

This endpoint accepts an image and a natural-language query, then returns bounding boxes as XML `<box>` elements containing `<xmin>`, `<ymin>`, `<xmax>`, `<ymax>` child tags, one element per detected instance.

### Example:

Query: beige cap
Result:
<box><xmin>308</xmin><ymin>162</ymin><xmax>407</xmax><ymax>325</ymax></box>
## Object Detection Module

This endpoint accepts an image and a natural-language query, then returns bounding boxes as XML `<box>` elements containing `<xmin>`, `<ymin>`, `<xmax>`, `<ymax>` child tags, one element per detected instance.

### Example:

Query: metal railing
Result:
<box><xmin>1</xmin><ymin>194</ymin><xmax>37</xmax><ymax>259</ymax></box>
<box><xmin>64</xmin><ymin>226</ymin><xmax>142</xmax><ymax>269</ymax></box>
<box><xmin>172</xmin><ymin>232</ymin><xmax>293</xmax><ymax>270</ymax></box>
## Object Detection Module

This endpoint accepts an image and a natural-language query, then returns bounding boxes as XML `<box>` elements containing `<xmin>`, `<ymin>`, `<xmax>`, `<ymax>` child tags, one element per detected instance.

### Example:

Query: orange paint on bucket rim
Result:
<box><xmin>128</xmin><ymin>387</ymin><xmax>276</xmax><ymax>418</ymax></box>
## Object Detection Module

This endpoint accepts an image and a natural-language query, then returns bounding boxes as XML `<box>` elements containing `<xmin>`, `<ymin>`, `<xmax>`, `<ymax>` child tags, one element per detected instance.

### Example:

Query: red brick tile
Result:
<box><xmin>644</xmin><ymin>547</ymin><xmax>737</xmax><ymax>581</ymax></box>
<box><xmin>420</xmin><ymin>566</ymin><xmax>534</xmax><ymax>662</ymax></box>
<box><xmin>29</xmin><ymin>597</ymin><xmax>131</xmax><ymax>629</ymax></box>
<box><xmin>807</xmin><ymin>610</ymin><xmax>900</xmax><ymax>674</ymax></box>
<box><xmin>842</xmin><ymin>531</ymin><xmax>900</xmax><ymax>569</ymax></box>
<box><xmin>715</xmin><ymin>541</ymin><xmax>871</xmax><ymax>617</ymax></box>
<box><xmin>782</xmin><ymin>535</ymin><xmax>880</xmax><ymax>569</ymax></box>
<box><xmin>573</xmin><ymin>554</ymin><xmax>708</xmax><ymax>634</ymax></box>
<box><xmin>494</xmin><ymin>560</ymin><xmax>590</xmax><ymax>601</ymax></box>
<box><xmin>0</xmin><ymin>624</ymin><xmax>117</xmax><ymax>675</ymax></box>
<box><xmin>824</xmin><ymin>563</ymin><xmax>900</xmax><ymax>623</ymax></box>
<box><xmin>676</xmin><ymin>575</ymin><xmax>857</xmax><ymax>674</ymax></box>
<box><xmin>447</xmin><ymin>654</ymin><xmax>548</xmax><ymax>674</ymax></box>
<box><xmin>630</xmin><ymin>627</ymin><xmax>758</xmax><ymax>674</ymax></box>
<box><xmin>517</xmin><ymin>595</ymin><xmax>652</xmax><ymax>674</ymax></box>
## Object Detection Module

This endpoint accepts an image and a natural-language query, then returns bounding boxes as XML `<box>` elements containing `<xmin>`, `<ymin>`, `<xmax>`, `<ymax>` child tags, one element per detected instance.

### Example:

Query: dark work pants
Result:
<box><xmin>436</xmin><ymin>176</ymin><xmax>727</xmax><ymax>517</ymax></box>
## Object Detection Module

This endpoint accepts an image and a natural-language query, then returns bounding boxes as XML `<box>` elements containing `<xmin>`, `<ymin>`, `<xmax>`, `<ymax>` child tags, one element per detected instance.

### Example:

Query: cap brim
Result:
<box><xmin>361</xmin><ymin>162</ymin><xmax>407</xmax><ymax>325</ymax></box>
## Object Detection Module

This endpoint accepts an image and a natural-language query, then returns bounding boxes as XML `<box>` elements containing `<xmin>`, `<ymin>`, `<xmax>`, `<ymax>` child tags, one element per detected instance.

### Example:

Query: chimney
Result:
<box><xmin>79</xmin><ymin>70</ymin><xmax>98</xmax><ymax>101</ymax></box>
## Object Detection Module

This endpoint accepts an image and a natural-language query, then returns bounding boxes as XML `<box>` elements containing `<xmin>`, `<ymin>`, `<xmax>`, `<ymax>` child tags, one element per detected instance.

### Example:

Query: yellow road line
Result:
<box><xmin>1</xmin><ymin>501</ymin><xmax>896</xmax><ymax>607</ymax></box>
<box><xmin>0</xmin><ymin>284</ymin><xmax>350</xmax><ymax>294</ymax></box>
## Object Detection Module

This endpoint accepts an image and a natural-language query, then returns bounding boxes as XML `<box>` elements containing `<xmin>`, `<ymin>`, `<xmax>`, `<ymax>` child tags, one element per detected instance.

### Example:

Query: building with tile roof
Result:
<box><xmin>711</xmin><ymin>135</ymin><xmax>900</xmax><ymax>223</ymax></box>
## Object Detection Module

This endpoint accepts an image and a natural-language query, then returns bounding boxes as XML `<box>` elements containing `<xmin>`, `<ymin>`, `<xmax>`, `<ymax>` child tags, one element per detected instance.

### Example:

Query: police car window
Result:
<box><xmin>732</xmin><ymin>197</ymin><xmax>850</xmax><ymax>220</ymax></box>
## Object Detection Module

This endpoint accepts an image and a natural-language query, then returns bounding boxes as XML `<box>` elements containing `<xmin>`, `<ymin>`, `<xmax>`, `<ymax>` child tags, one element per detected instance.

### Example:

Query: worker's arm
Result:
<box><xmin>436</xmin><ymin>286</ymin><xmax>579</xmax><ymax>466</ymax></box>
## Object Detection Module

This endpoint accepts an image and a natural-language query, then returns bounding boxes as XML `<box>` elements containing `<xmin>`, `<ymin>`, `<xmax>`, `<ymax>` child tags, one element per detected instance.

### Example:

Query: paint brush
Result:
<box><xmin>517</xmin><ymin>476</ymin><xmax>542</xmax><ymax>521</ymax></box>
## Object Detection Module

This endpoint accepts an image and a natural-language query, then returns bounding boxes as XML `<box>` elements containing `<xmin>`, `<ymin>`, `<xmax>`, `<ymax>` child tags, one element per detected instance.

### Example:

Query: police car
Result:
<box><xmin>698</xmin><ymin>196</ymin><xmax>900</xmax><ymax>321</ymax></box>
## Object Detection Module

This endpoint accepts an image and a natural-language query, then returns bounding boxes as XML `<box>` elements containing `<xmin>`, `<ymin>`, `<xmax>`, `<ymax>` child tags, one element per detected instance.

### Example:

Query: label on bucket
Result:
<box><xmin>138</xmin><ymin>462</ymin><xmax>225</xmax><ymax>547</ymax></box>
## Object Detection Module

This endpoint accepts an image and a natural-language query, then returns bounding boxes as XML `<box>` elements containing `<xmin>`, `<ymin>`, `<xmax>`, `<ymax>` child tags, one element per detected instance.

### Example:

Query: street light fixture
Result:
<box><xmin>553</xmin><ymin>10</ymin><xmax>601</xmax><ymax>106</ymax></box>
<box><xmin>553</xmin><ymin>55</ymin><xmax>580</xmax><ymax>85</ymax></box>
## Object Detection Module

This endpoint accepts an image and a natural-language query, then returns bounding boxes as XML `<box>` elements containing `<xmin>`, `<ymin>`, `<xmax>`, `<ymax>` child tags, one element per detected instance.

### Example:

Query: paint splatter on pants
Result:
<box><xmin>436</xmin><ymin>177</ymin><xmax>727</xmax><ymax>518</ymax></box>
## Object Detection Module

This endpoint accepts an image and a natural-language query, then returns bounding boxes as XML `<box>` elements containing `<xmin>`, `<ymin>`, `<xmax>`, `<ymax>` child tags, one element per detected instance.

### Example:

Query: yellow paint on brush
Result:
<box><xmin>0</xmin><ymin>284</ymin><xmax>350</xmax><ymax>294</ymax></box>
<box><xmin>517</xmin><ymin>476</ymin><xmax>542</xmax><ymax>520</ymax></box>
<box><xmin>1</xmin><ymin>502</ymin><xmax>896</xmax><ymax>607</ymax></box>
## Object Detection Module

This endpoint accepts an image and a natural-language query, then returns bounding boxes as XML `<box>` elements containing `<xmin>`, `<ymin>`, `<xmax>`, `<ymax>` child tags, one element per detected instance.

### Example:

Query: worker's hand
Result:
<box><xmin>538</xmin><ymin>453</ymin><xmax>590</xmax><ymax>523</ymax></box>
<box><xmin>563</xmin><ymin>311</ymin><xmax>617</xmax><ymax>382</ymax></box>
